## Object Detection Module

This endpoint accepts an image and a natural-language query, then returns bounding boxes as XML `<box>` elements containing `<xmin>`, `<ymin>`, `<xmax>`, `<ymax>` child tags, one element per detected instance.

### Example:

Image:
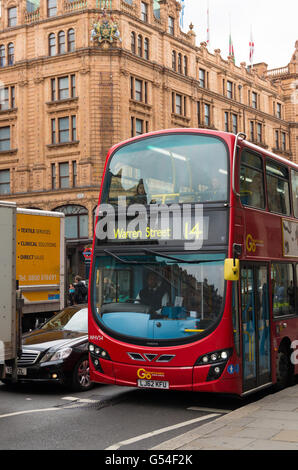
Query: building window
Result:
<box><xmin>199</xmin><ymin>69</ymin><xmax>205</xmax><ymax>88</ymax></box>
<box><xmin>175</xmin><ymin>94</ymin><xmax>182</xmax><ymax>115</ymax></box>
<box><xmin>58</xmin><ymin>117</ymin><xmax>69</xmax><ymax>143</ymax></box>
<box><xmin>59</xmin><ymin>162</ymin><xmax>69</xmax><ymax>188</ymax></box>
<box><xmin>51</xmin><ymin>75</ymin><xmax>76</xmax><ymax>101</ymax></box>
<box><xmin>137</xmin><ymin>34</ymin><xmax>142</xmax><ymax>56</ymax></box>
<box><xmin>27</xmin><ymin>0</ymin><xmax>40</xmax><ymax>12</ymax></box>
<box><xmin>131</xmin><ymin>32</ymin><xmax>136</xmax><ymax>53</ymax></box>
<box><xmin>276</xmin><ymin>103</ymin><xmax>282</xmax><ymax>119</ymax></box>
<box><xmin>141</xmin><ymin>2</ymin><xmax>148</xmax><ymax>22</ymax></box>
<box><xmin>172</xmin><ymin>50</ymin><xmax>176</xmax><ymax>71</ymax></box>
<box><xmin>58</xmin><ymin>31</ymin><xmax>66</xmax><ymax>54</ymax></box>
<box><xmin>252</xmin><ymin>91</ymin><xmax>257</xmax><ymax>109</ymax></box>
<box><xmin>0</xmin><ymin>169</ymin><xmax>10</xmax><ymax>194</ymax></box>
<box><xmin>8</xmin><ymin>43</ymin><xmax>14</xmax><ymax>65</ymax></box>
<box><xmin>54</xmin><ymin>205</ymin><xmax>89</xmax><ymax>239</ymax></box>
<box><xmin>131</xmin><ymin>77</ymin><xmax>148</xmax><ymax>103</ymax></box>
<box><xmin>249</xmin><ymin>121</ymin><xmax>254</xmax><ymax>141</ymax></box>
<box><xmin>68</xmin><ymin>28</ymin><xmax>75</xmax><ymax>52</ymax></box>
<box><xmin>183</xmin><ymin>56</ymin><xmax>188</xmax><ymax>76</ymax></box>
<box><xmin>51</xmin><ymin>163</ymin><xmax>56</xmax><ymax>189</ymax></box>
<box><xmin>204</xmin><ymin>103</ymin><xmax>210</xmax><ymax>126</ymax></box>
<box><xmin>227</xmin><ymin>81</ymin><xmax>233</xmax><ymax>99</ymax></box>
<box><xmin>8</xmin><ymin>7</ymin><xmax>17</xmax><ymax>27</ymax></box>
<box><xmin>281</xmin><ymin>132</ymin><xmax>286</xmax><ymax>151</ymax></box>
<box><xmin>177</xmin><ymin>53</ymin><xmax>182</xmax><ymax>74</ymax></box>
<box><xmin>256</xmin><ymin>122</ymin><xmax>262</xmax><ymax>142</ymax></box>
<box><xmin>0</xmin><ymin>126</ymin><xmax>10</xmax><ymax>151</ymax></box>
<box><xmin>0</xmin><ymin>45</ymin><xmax>5</xmax><ymax>67</ymax></box>
<box><xmin>168</xmin><ymin>16</ymin><xmax>174</xmax><ymax>35</ymax></box>
<box><xmin>275</xmin><ymin>130</ymin><xmax>279</xmax><ymax>149</ymax></box>
<box><xmin>144</xmin><ymin>37</ymin><xmax>149</xmax><ymax>60</ymax></box>
<box><xmin>224</xmin><ymin>112</ymin><xmax>229</xmax><ymax>132</ymax></box>
<box><xmin>58</xmin><ymin>76</ymin><xmax>69</xmax><ymax>100</ymax></box>
<box><xmin>47</xmin><ymin>0</ymin><xmax>57</xmax><ymax>17</ymax></box>
<box><xmin>232</xmin><ymin>114</ymin><xmax>238</xmax><ymax>134</ymax></box>
<box><xmin>72</xmin><ymin>161</ymin><xmax>77</xmax><ymax>187</ymax></box>
<box><xmin>49</xmin><ymin>33</ymin><xmax>56</xmax><ymax>56</ymax></box>
<box><xmin>0</xmin><ymin>86</ymin><xmax>14</xmax><ymax>110</ymax></box>
<box><xmin>11</xmin><ymin>86</ymin><xmax>15</xmax><ymax>108</ymax></box>
<box><xmin>131</xmin><ymin>117</ymin><xmax>148</xmax><ymax>137</ymax></box>
<box><xmin>51</xmin><ymin>116</ymin><xmax>77</xmax><ymax>144</ymax></box>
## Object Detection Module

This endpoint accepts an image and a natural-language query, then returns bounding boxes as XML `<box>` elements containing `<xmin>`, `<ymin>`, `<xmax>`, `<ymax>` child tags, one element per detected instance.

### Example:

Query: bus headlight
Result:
<box><xmin>195</xmin><ymin>348</ymin><xmax>233</xmax><ymax>382</ymax></box>
<box><xmin>195</xmin><ymin>348</ymin><xmax>233</xmax><ymax>366</ymax></box>
<box><xmin>89</xmin><ymin>343</ymin><xmax>111</xmax><ymax>360</ymax></box>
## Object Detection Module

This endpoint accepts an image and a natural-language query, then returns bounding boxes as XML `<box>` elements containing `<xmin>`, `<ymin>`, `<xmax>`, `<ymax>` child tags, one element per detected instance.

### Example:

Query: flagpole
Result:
<box><xmin>206</xmin><ymin>0</ymin><xmax>210</xmax><ymax>47</ymax></box>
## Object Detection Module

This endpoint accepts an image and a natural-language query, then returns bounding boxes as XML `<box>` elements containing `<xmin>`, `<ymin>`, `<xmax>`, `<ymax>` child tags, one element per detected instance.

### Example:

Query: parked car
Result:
<box><xmin>2</xmin><ymin>305</ymin><xmax>93</xmax><ymax>392</ymax></box>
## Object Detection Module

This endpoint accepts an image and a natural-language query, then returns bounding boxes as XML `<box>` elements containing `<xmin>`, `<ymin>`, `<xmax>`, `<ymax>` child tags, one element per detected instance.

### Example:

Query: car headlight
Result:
<box><xmin>40</xmin><ymin>347</ymin><xmax>72</xmax><ymax>363</ymax></box>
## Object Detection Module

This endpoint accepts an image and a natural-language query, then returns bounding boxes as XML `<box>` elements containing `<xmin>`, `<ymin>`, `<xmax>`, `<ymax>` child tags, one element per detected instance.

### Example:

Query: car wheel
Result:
<box><xmin>71</xmin><ymin>355</ymin><xmax>93</xmax><ymax>392</ymax></box>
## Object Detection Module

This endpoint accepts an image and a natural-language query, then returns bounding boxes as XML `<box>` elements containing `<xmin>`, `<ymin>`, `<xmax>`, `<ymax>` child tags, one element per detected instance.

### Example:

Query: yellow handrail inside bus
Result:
<box><xmin>184</xmin><ymin>329</ymin><xmax>205</xmax><ymax>333</ymax></box>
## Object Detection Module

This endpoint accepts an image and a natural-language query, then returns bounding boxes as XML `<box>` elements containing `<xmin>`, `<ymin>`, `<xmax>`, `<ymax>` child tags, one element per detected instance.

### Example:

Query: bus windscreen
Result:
<box><xmin>102</xmin><ymin>133</ymin><xmax>228</xmax><ymax>206</ymax></box>
<box><xmin>92</xmin><ymin>252</ymin><xmax>225</xmax><ymax>345</ymax></box>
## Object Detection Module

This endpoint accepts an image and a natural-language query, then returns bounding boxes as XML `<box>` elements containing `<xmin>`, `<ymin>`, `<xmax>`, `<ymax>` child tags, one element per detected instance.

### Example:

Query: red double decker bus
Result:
<box><xmin>88</xmin><ymin>129</ymin><xmax>298</xmax><ymax>396</ymax></box>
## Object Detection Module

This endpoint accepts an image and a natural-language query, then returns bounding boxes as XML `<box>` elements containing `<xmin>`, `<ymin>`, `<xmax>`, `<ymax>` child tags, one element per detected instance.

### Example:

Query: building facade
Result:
<box><xmin>0</xmin><ymin>0</ymin><xmax>297</xmax><ymax>279</ymax></box>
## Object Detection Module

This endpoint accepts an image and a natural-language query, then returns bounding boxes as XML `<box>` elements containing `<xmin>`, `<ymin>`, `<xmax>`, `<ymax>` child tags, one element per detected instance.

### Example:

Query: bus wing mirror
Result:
<box><xmin>224</xmin><ymin>258</ymin><xmax>239</xmax><ymax>281</ymax></box>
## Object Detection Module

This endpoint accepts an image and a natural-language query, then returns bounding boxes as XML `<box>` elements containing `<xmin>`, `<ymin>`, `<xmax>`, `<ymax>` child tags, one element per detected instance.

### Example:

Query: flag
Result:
<box><xmin>179</xmin><ymin>0</ymin><xmax>185</xmax><ymax>29</ymax></box>
<box><xmin>249</xmin><ymin>27</ymin><xmax>254</xmax><ymax>64</ymax></box>
<box><xmin>229</xmin><ymin>33</ymin><xmax>235</xmax><ymax>63</ymax></box>
<box><xmin>206</xmin><ymin>1</ymin><xmax>210</xmax><ymax>46</ymax></box>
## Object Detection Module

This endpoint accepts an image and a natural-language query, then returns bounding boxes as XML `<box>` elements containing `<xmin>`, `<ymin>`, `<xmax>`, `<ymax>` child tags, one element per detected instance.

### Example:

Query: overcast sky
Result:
<box><xmin>180</xmin><ymin>0</ymin><xmax>297</xmax><ymax>70</ymax></box>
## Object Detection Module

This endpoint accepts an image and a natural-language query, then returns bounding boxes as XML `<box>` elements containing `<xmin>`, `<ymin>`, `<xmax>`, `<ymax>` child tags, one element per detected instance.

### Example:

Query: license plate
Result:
<box><xmin>5</xmin><ymin>367</ymin><xmax>27</xmax><ymax>376</ymax></box>
<box><xmin>137</xmin><ymin>379</ymin><xmax>169</xmax><ymax>389</ymax></box>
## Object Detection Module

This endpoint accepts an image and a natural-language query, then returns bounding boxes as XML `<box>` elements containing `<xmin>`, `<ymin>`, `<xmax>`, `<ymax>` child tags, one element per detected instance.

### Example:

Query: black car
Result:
<box><xmin>2</xmin><ymin>305</ymin><xmax>93</xmax><ymax>392</ymax></box>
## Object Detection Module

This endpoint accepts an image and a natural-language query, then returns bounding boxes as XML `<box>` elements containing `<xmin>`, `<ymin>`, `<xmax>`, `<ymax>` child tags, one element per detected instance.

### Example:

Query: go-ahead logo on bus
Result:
<box><xmin>137</xmin><ymin>368</ymin><xmax>165</xmax><ymax>380</ymax></box>
<box><xmin>246</xmin><ymin>233</ymin><xmax>264</xmax><ymax>253</ymax></box>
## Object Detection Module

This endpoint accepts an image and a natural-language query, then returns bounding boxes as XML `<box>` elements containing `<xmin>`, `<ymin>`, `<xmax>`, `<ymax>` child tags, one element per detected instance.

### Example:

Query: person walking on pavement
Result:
<box><xmin>74</xmin><ymin>275</ymin><xmax>88</xmax><ymax>304</ymax></box>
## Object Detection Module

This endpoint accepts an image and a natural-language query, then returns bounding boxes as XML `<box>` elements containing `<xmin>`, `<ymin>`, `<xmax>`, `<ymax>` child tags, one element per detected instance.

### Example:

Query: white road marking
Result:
<box><xmin>105</xmin><ymin>413</ymin><xmax>220</xmax><ymax>450</ymax></box>
<box><xmin>0</xmin><ymin>397</ymin><xmax>100</xmax><ymax>419</ymax></box>
<box><xmin>0</xmin><ymin>407</ymin><xmax>59</xmax><ymax>419</ymax></box>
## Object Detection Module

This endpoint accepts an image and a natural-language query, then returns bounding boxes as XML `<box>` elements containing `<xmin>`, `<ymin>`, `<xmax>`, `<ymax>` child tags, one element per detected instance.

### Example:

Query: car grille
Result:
<box><xmin>18</xmin><ymin>350</ymin><xmax>40</xmax><ymax>366</ymax></box>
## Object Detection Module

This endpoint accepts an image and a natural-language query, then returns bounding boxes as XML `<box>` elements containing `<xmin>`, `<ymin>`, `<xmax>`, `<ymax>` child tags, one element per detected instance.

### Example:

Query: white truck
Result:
<box><xmin>0</xmin><ymin>202</ymin><xmax>21</xmax><ymax>382</ymax></box>
<box><xmin>15</xmin><ymin>207</ymin><xmax>65</xmax><ymax>330</ymax></box>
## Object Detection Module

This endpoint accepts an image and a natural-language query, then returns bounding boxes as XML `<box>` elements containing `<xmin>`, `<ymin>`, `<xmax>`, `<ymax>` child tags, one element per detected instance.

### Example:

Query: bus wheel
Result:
<box><xmin>275</xmin><ymin>351</ymin><xmax>291</xmax><ymax>390</ymax></box>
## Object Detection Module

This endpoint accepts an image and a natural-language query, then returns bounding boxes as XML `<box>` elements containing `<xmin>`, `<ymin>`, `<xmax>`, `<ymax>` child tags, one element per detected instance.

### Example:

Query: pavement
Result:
<box><xmin>151</xmin><ymin>384</ymin><xmax>298</xmax><ymax>450</ymax></box>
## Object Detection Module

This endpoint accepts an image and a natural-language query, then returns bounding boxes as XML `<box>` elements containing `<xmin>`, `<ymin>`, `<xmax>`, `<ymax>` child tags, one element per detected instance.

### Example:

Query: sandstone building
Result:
<box><xmin>0</xmin><ymin>0</ymin><xmax>297</xmax><ymax>278</ymax></box>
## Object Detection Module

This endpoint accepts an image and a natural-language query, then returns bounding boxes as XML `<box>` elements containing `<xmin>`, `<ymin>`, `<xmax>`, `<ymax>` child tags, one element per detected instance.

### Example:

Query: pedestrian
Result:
<box><xmin>68</xmin><ymin>283</ymin><xmax>75</xmax><ymax>305</ymax></box>
<box><xmin>74</xmin><ymin>275</ymin><xmax>88</xmax><ymax>304</ymax></box>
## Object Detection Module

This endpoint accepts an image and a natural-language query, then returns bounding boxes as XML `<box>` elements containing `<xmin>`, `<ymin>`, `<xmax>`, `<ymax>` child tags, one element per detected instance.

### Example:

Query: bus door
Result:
<box><xmin>240</xmin><ymin>264</ymin><xmax>271</xmax><ymax>393</ymax></box>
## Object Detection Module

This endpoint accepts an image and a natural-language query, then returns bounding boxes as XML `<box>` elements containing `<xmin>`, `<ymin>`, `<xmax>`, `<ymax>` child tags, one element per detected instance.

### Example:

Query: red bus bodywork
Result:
<box><xmin>88</xmin><ymin>129</ymin><xmax>298</xmax><ymax>396</ymax></box>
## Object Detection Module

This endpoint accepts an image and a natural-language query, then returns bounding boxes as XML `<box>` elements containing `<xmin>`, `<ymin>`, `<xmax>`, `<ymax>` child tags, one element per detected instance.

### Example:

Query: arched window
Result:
<box><xmin>8</xmin><ymin>43</ymin><xmax>14</xmax><ymax>65</ymax></box>
<box><xmin>0</xmin><ymin>45</ymin><xmax>5</xmax><ymax>67</ymax></box>
<box><xmin>144</xmin><ymin>37</ymin><xmax>149</xmax><ymax>60</ymax></box>
<box><xmin>172</xmin><ymin>50</ymin><xmax>176</xmax><ymax>71</ymax></box>
<box><xmin>68</xmin><ymin>28</ymin><xmax>75</xmax><ymax>52</ymax></box>
<box><xmin>178</xmin><ymin>53</ymin><xmax>182</xmax><ymax>73</ymax></box>
<box><xmin>54</xmin><ymin>205</ymin><xmax>89</xmax><ymax>239</ymax></box>
<box><xmin>137</xmin><ymin>34</ymin><xmax>142</xmax><ymax>57</ymax></box>
<box><xmin>48</xmin><ymin>33</ymin><xmax>56</xmax><ymax>56</ymax></box>
<box><xmin>184</xmin><ymin>55</ymin><xmax>188</xmax><ymax>76</ymax></box>
<box><xmin>131</xmin><ymin>32</ymin><xmax>136</xmax><ymax>54</ymax></box>
<box><xmin>58</xmin><ymin>31</ymin><xmax>66</xmax><ymax>54</ymax></box>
